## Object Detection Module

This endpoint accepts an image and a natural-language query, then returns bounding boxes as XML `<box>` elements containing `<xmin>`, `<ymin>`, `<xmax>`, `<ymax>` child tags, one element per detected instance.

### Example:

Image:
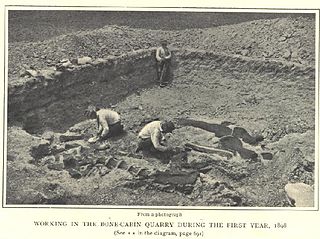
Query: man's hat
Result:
<box><xmin>160</xmin><ymin>39</ymin><xmax>168</xmax><ymax>45</ymax></box>
<box><xmin>161</xmin><ymin>121</ymin><xmax>175</xmax><ymax>133</ymax></box>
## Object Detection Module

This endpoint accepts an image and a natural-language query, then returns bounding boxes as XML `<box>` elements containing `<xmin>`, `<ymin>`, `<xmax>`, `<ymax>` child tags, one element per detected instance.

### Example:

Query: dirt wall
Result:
<box><xmin>8</xmin><ymin>49</ymin><xmax>158</xmax><ymax>133</ymax></box>
<box><xmin>8</xmin><ymin>48</ymin><xmax>315</xmax><ymax>134</ymax></box>
<box><xmin>175</xmin><ymin>49</ymin><xmax>315</xmax><ymax>79</ymax></box>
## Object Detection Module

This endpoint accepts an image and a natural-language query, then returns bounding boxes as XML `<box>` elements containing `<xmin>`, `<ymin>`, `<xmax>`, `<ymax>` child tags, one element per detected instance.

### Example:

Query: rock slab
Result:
<box><xmin>285</xmin><ymin>182</ymin><xmax>314</xmax><ymax>207</ymax></box>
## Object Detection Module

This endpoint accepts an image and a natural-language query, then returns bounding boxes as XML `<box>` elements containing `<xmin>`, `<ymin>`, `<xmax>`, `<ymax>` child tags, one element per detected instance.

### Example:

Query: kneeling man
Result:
<box><xmin>136</xmin><ymin>120</ymin><xmax>175</xmax><ymax>155</ymax></box>
<box><xmin>85</xmin><ymin>105</ymin><xmax>124</xmax><ymax>143</ymax></box>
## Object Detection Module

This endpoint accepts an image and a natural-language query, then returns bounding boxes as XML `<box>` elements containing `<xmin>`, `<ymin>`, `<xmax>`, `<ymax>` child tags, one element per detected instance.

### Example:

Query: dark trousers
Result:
<box><xmin>136</xmin><ymin>138</ymin><xmax>156</xmax><ymax>152</ymax></box>
<box><xmin>157</xmin><ymin>60</ymin><xmax>170</xmax><ymax>85</ymax></box>
<box><xmin>136</xmin><ymin>138</ymin><xmax>171</xmax><ymax>163</ymax></box>
<box><xmin>99</xmin><ymin>121</ymin><xmax>124</xmax><ymax>140</ymax></box>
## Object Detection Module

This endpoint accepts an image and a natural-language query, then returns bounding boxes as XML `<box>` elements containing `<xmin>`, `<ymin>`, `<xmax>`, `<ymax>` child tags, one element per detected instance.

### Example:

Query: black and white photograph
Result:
<box><xmin>3</xmin><ymin>8</ymin><xmax>317</xmax><ymax>208</ymax></box>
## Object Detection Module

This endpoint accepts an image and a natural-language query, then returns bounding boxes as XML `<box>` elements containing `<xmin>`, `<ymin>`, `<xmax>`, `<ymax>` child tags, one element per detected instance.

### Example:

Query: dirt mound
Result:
<box><xmin>9</xmin><ymin>11</ymin><xmax>312</xmax><ymax>42</ymax></box>
<box><xmin>8</xmin><ymin>17</ymin><xmax>314</xmax><ymax>80</ymax></box>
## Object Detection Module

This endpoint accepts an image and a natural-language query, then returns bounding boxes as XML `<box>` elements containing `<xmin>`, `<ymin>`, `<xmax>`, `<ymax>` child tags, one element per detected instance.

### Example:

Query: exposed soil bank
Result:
<box><xmin>8</xmin><ymin>49</ymin><xmax>159</xmax><ymax>133</ymax></box>
<box><xmin>8</xmin><ymin>48</ymin><xmax>314</xmax><ymax>135</ymax></box>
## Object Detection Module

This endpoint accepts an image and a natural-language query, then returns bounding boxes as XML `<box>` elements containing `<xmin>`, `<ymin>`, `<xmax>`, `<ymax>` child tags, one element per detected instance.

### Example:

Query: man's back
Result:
<box><xmin>138</xmin><ymin>121</ymin><xmax>162</xmax><ymax>139</ymax></box>
<box><xmin>97</xmin><ymin>109</ymin><xmax>120</xmax><ymax>126</ymax></box>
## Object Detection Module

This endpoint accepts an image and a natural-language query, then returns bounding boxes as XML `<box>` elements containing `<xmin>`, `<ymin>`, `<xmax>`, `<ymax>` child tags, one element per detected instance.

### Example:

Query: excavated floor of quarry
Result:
<box><xmin>6</xmin><ymin>58</ymin><xmax>315</xmax><ymax>207</ymax></box>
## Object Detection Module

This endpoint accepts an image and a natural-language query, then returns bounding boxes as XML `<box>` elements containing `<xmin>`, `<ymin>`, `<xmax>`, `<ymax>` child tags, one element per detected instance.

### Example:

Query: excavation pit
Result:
<box><xmin>7</xmin><ymin>48</ymin><xmax>316</xmax><ymax>206</ymax></box>
<box><xmin>8</xmin><ymin>48</ymin><xmax>315</xmax><ymax>136</ymax></box>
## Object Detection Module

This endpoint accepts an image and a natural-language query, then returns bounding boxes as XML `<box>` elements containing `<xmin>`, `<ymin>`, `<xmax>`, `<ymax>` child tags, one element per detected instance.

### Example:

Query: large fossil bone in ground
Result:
<box><xmin>177</xmin><ymin>118</ymin><xmax>262</xmax><ymax>160</ymax></box>
<box><xmin>185</xmin><ymin>137</ymin><xmax>258</xmax><ymax>160</ymax></box>
<box><xmin>177</xmin><ymin>118</ymin><xmax>263</xmax><ymax>145</ymax></box>
<box><xmin>177</xmin><ymin>118</ymin><xmax>232</xmax><ymax>137</ymax></box>
<box><xmin>219</xmin><ymin>136</ymin><xmax>258</xmax><ymax>160</ymax></box>
<box><xmin>185</xmin><ymin>142</ymin><xmax>234</xmax><ymax>159</ymax></box>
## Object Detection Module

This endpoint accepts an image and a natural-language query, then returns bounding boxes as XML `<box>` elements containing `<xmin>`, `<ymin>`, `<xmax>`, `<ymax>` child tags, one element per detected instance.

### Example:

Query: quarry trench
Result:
<box><xmin>8</xmin><ymin>48</ymin><xmax>314</xmax><ymax>135</ymax></box>
<box><xmin>6</xmin><ymin>48</ymin><xmax>316</xmax><ymax>206</ymax></box>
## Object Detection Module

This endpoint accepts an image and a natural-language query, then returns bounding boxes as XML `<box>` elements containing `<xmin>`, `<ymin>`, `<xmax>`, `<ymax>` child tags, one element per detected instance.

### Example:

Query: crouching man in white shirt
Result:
<box><xmin>85</xmin><ymin>105</ymin><xmax>124</xmax><ymax>143</ymax></box>
<box><xmin>136</xmin><ymin>120</ymin><xmax>176</xmax><ymax>162</ymax></box>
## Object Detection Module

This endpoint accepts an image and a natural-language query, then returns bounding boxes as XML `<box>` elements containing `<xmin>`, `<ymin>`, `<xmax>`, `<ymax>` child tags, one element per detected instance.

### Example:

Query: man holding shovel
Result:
<box><xmin>156</xmin><ymin>39</ymin><xmax>172</xmax><ymax>87</ymax></box>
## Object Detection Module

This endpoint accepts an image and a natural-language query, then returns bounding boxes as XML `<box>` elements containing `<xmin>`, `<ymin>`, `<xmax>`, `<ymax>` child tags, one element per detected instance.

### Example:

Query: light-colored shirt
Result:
<box><xmin>138</xmin><ymin>121</ymin><xmax>167</xmax><ymax>152</ymax></box>
<box><xmin>156</xmin><ymin>46</ymin><xmax>171</xmax><ymax>62</ymax></box>
<box><xmin>96</xmin><ymin>109</ymin><xmax>121</xmax><ymax>137</ymax></box>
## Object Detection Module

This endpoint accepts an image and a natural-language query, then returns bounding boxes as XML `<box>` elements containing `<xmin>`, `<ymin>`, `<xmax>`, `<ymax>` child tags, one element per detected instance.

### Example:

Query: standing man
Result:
<box><xmin>84</xmin><ymin>105</ymin><xmax>124</xmax><ymax>143</ymax></box>
<box><xmin>156</xmin><ymin>39</ymin><xmax>172</xmax><ymax>87</ymax></box>
<box><xmin>136</xmin><ymin>120</ymin><xmax>175</xmax><ymax>161</ymax></box>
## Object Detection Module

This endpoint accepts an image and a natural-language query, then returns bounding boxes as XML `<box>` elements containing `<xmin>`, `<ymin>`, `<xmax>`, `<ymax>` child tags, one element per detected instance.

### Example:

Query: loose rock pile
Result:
<box><xmin>28</xmin><ymin>117</ymin><xmax>258</xmax><ymax>201</ymax></box>
<box><xmin>30</xmin><ymin>128</ymin><xmax>202</xmax><ymax>195</ymax></box>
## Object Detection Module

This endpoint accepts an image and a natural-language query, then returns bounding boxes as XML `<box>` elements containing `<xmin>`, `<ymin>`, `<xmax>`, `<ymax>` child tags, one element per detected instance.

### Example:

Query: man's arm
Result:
<box><xmin>97</xmin><ymin>117</ymin><xmax>102</xmax><ymax>136</ymax></box>
<box><xmin>156</xmin><ymin>47</ymin><xmax>163</xmax><ymax>62</ymax></box>
<box><xmin>100</xmin><ymin>125</ymin><xmax>110</xmax><ymax>139</ymax></box>
<box><xmin>151</xmin><ymin>130</ymin><xmax>168</xmax><ymax>152</ymax></box>
<box><xmin>98</xmin><ymin>115</ymin><xmax>110</xmax><ymax>139</ymax></box>
<box><xmin>97</xmin><ymin>124</ymin><xmax>103</xmax><ymax>136</ymax></box>
<box><xmin>165</xmin><ymin>49</ymin><xmax>171</xmax><ymax>60</ymax></box>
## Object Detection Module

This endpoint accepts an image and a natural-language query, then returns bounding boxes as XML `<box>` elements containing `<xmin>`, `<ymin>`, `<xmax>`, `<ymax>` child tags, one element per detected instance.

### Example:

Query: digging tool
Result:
<box><xmin>159</xmin><ymin>60</ymin><xmax>169</xmax><ymax>87</ymax></box>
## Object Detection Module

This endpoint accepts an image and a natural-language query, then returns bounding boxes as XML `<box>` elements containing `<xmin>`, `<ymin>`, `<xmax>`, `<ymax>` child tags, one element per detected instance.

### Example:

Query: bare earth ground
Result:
<box><xmin>6</xmin><ymin>12</ymin><xmax>316</xmax><ymax>207</ymax></box>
